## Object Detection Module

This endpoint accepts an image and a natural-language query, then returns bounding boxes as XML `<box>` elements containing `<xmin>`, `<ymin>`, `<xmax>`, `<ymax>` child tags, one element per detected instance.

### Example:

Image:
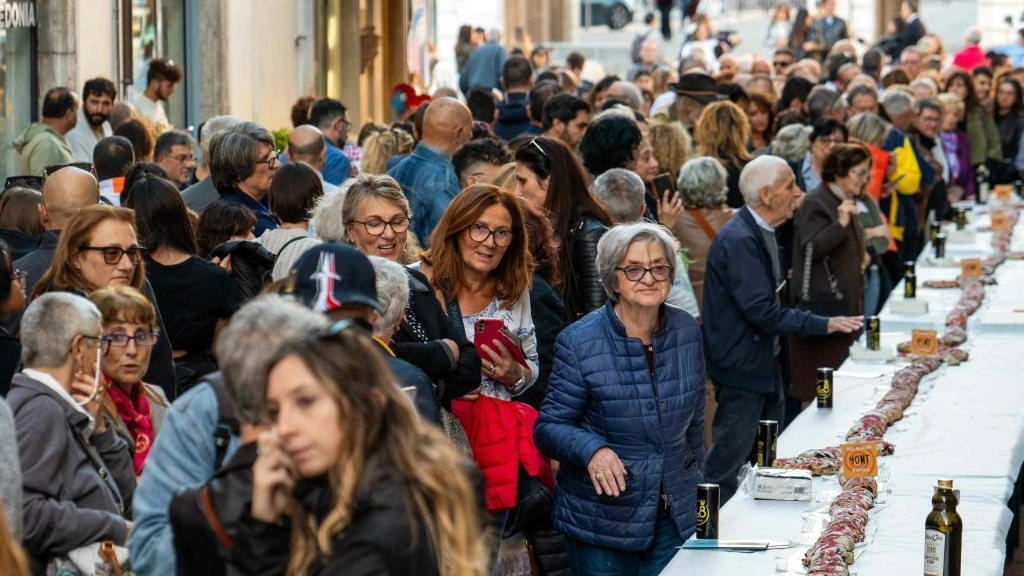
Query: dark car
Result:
<box><xmin>581</xmin><ymin>0</ymin><xmax>635</xmax><ymax>30</ymax></box>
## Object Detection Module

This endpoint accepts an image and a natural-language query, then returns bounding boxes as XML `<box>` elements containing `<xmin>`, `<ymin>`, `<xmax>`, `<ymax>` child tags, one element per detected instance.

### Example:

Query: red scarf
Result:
<box><xmin>107</xmin><ymin>381</ymin><xmax>154</xmax><ymax>475</ymax></box>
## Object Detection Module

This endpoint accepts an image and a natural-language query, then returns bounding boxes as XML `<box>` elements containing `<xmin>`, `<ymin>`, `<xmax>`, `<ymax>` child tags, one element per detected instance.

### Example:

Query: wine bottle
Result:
<box><xmin>924</xmin><ymin>478</ymin><xmax>962</xmax><ymax>576</ymax></box>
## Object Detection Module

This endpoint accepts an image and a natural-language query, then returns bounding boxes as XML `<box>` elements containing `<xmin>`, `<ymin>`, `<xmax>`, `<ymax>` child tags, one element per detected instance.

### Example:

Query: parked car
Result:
<box><xmin>581</xmin><ymin>0</ymin><xmax>634</xmax><ymax>30</ymax></box>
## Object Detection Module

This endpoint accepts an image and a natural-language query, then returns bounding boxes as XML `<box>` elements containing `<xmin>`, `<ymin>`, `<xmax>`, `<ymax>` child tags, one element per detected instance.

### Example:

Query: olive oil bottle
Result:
<box><xmin>924</xmin><ymin>479</ymin><xmax>962</xmax><ymax>576</ymax></box>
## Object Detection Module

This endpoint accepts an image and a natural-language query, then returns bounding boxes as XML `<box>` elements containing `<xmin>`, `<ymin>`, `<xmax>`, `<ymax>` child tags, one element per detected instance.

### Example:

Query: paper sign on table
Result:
<box><xmin>910</xmin><ymin>329</ymin><xmax>939</xmax><ymax>356</ymax></box>
<box><xmin>841</xmin><ymin>441</ymin><xmax>878</xmax><ymax>478</ymax></box>
<box><xmin>991</xmin><ymin>211</ymin><xmax>1011</xmax><ymax>232</ymax></box>
<box><xmin>994</xmin><ymin>185</ymin><xmax>1013</xmax><ymax>202</ymax></box>
<box><xmin>960</xmin><ymin>258</ymin><xmax>983</xmax><ymax>279</ymax></box>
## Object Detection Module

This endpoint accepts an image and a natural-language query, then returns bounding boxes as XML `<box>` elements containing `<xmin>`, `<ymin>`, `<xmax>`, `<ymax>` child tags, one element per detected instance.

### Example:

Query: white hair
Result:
<box><xmin>369</xmin><ymin>256</ymin><xmax>411</xmax><ymax>336</ymax></box>
<box><xmin>739</xmin><ymin>155</ymin><xmax>790</xmax><ymax>207</ymax></box>
<box><xmin>20</xmin><ymin>293</ymin><xmax>101</xmax><ymax>369</ymax></box>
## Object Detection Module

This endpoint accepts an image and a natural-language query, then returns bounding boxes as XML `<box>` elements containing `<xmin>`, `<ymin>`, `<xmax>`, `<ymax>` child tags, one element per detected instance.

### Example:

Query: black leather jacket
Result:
<box><xmin>563</xmin><ymin>215</ymin><xmax>609</xmax><ymax>320</ymax></box>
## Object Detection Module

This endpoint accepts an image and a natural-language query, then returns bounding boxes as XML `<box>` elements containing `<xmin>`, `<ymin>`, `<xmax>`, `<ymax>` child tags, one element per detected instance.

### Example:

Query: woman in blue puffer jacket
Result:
<box><xmin>535</xmin><ymin>222</ymin><xmax>705</xmax><ymax>576</ymax></box>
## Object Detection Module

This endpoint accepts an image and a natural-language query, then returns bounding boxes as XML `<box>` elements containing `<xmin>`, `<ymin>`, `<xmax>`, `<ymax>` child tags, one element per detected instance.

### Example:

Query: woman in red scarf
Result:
<box><xmin>89</xmin><ymin>286</ymin><xmax>168</xmax><ymax>476</ymax></box>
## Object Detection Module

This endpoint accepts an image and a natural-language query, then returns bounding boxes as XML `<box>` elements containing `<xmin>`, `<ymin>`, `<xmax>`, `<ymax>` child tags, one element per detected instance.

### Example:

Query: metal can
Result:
<box><xmin>816</xmin><ymin>367</ymin><xmax>834</xmax><ymax>408</ymax></box>
<box><xmin>756</xmin><ymin>420</ymin><xmax>778</xmax><ymax>466</ymax></box>
<box><xmin>955</xmin><ymin>207</ymin><xmax>968</xmax><ymax>230</ymax></box>
<box><xmin>866</xmin><ymin>316</ymin><xmax>880</xmax><ymax>351</ymax></box>
<box><xmin>904</xmin><ymin>261</ymin><xmax>916</xmax><ymax>299</ymax></box>
<box><xmin>1015</xmin><ymin>180</ymin><xmax>1023</xmax><ymax>198</ymax></box>
<box><xmin>929</xmin><ymin>221</ymin><xmax>941</xmax><ymax>244</ymax></box>
<box><xmin>696</xmin><ymin>483</ymin><xmax>720</xmax><ymax>539</ymax></box>
<box><xmin>933</xmin><ymin>233</ymin><xmax>946</xmax><ymax>260</ymax></box>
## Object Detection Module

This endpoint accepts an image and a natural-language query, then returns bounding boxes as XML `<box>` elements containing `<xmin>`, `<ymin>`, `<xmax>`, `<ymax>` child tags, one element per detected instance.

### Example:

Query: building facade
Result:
<box><xmin>3</xmin><ymin>0</ymin><xmax>411</xmax><ymax>178</ymax></box>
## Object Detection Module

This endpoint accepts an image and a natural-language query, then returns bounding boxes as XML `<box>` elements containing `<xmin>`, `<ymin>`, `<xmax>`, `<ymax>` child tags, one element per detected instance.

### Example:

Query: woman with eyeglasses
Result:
<box><xmin>514</xmin><ymin>136</ymin><xmax>612</xmax><ymax>320</ymax></box>
<box><xmin>124</xmin><ymin>176</ymin><xmax>239</xmax><ymax>393</ymax></box>
<box><xmin>991</xmin><ymin>76</ymin><xmax>1024</xmax><ymax>185</ymax></box>
<box><xmin>0</xmin><ymin>241</ymin><xmax>26</xmax><ymax>395</ymax></box>
<box><xmin>32</xmin><ymin>205</ymin><xmax>178</xmax><ymax>399</ymax></box>
<box><xmin>419</xmin><ymin>185</ymin><xmax>557</xmax><ymax>569</ymax></box>
<box><xmin>88</xmin><ymin>286</ymin><xmax>168</xmax><ymax>476</ymax></box>
<box><xmin>534</xmin><ymin>222</ymin><xmax>705</xmax><ymax>575</ymax></box>
<box><xmin>789</xmin><ymin>143</ymin><xmax>868</xmax><ymax>409</ymax></box>
<box><xmin>318</xmin><ymin>174</ymin><xmax>481</xmax><ymax>444</ymax></box>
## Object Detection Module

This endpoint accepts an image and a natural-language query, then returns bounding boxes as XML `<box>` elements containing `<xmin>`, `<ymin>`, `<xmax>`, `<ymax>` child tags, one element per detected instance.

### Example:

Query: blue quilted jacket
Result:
<box><xmin>534</xmin><ymin>300</ymin><xmax>705</xmax><ymax>551</ymax></box>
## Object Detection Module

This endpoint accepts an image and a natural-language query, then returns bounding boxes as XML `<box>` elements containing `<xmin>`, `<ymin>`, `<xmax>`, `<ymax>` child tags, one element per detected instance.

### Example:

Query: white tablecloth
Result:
<box><xmin>662</xmin><ymin>210</ymin><xmax>1024</xmax><ymax>576</ymax></box>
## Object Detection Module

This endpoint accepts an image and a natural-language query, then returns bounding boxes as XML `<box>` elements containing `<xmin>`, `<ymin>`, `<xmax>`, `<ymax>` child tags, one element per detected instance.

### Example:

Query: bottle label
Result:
<box><xmin>924</xmin><ymin>529</ymin><xmax>947</xmax><ymax>575</ymax></box>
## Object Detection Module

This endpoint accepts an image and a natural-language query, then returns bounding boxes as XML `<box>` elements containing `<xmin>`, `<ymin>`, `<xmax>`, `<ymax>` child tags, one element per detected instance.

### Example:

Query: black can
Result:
<box><xmin>955</xmin><ymin>207</ymin><xmax>968</xmax><ymax>230</ymax></box>
<box><xmin>904</xmin><ymin>262</ymin><xmax>916</xmax><ymax>299</ymax></box>
<box><xmin>816</xmin><ymin>367</ymin><xmax>834</xmax><ymax>408</ymax></box>
<box><xmin>933</xmin><ymin>233</ymin><xmax>946</xmax><ymax>260</ymax></box>
<box><xmin>866</xmin><ymin>317</ymin><xmax>880</xmax><ymax>351</ymax></box>
<box><xmin>696</xmin><ymin>483</ymin><xmax>720</xmax><ymax>539</ymax></box>
<box><xmin>1015</xmin><ymin>180</ymin><xmax>1023</xmax><ymax>198</ymax></box>
<box><xmin>929</xmin><ymin>221</ymin><xmax>941</xmax><ymax>244</ymax></box>
<box><xmin>756</xmin><ymin>420</ymin><xmax>778</xmax><ymax>466</ymax></box>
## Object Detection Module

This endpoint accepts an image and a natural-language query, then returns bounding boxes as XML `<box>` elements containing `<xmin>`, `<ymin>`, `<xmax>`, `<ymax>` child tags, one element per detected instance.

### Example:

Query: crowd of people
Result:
<box><xmin>0</xmin><ymin>4</ymin><xmax>1023</xmax><ymax>575</ymax></box>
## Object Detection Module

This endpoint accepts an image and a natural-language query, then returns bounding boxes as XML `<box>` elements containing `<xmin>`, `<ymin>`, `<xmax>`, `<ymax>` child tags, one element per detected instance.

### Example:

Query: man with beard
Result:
<box><xmin>133</xmin><ymin>57</ymin><xmax>183</xmax><ymax>137</ymax></box>
<box><xmin>542</xmin><ymin>93</ymin><xmax>591</xmax><ymax>149</ymax></box>
<box><xmin>66</xmin><ymin>78</ymin><xmax>115</xmax><ymax>162</ymax></box>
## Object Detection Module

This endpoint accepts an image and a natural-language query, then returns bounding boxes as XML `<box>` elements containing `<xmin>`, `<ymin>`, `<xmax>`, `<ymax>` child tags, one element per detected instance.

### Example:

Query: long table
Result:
<box><xmin>662</xmin><ymin>207</ymin><xmax>1024</xmax><ymax>575</ymax></box>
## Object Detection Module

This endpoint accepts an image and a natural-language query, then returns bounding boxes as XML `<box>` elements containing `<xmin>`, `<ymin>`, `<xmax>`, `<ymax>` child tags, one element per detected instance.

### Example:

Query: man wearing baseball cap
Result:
<box><xmin>282</xmin><ymin>243</ymin><xmax>438</xmax><ymax>423</ymax></box>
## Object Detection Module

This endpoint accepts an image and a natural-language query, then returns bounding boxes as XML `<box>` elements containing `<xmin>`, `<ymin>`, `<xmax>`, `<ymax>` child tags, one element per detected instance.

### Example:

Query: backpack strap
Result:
<box><xmin>199</xmin><ymin>485</ymin><xmax>234</xmax><ymax>551</ymax></box>
<box><xmin>276</xmin><ymin>235</ymin><xmax>308</xmax><ymax>260</ymax></box>
<box><xmin>206</xmin><ymin>373</ymin><xmax>239</xmax><ymax>470</ymax></box>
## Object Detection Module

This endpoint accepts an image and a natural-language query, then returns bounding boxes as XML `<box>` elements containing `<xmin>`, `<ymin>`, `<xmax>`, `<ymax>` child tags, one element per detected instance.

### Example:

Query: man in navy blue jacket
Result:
<box><xmin>702</xmin><ymin>156</ymin><xmax>863</xmax><ymax>502</ymax></box>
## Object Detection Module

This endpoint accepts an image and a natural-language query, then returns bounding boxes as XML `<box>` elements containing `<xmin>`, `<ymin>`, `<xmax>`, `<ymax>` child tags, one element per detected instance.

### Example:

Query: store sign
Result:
<box><xmin>0</xmin><ymin>1</ymin><xmax>37</xmax><ymax>30</ymax></box>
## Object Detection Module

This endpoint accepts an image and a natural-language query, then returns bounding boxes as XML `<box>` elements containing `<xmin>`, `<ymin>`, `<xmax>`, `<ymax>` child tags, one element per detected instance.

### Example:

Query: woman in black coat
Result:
<box><xmin>516</xmin><ymin>136</ymin><xmax>614</xmax><ymax>320</ymax></box>
<box><xmin>233</xmin><ymin>330</ymin><xmax>489</xmax><ymax>576</ymax></box>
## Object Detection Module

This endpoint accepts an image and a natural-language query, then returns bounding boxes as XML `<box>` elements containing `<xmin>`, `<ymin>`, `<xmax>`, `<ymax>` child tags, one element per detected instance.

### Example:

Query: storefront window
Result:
<box><xmin>124</xmin><ymin>0</ymin><xmax>188</xmax><ymax>129</ymax></box>
<box><xmin>0</xmin><ymin>25</ymin><xmax>36</xmax><ymax>178</ymax></box>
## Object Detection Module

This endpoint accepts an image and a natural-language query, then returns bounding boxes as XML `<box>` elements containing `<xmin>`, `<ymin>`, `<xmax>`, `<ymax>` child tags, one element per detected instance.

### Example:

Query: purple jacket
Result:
<box><xmin>942</xmin><ymin>130</ymin><xmax>976</xmax><ymax>199</ymax></box>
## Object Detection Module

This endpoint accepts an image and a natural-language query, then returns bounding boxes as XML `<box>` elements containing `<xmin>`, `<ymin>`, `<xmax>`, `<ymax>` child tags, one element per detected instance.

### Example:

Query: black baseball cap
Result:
<box><xmin>283</xmin><ymin>242</ymin><xmax>381</xmax><ymax>313</ymax></box>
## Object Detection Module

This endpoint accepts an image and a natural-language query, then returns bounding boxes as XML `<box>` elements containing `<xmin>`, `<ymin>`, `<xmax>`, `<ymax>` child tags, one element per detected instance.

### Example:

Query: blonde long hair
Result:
<box><xmin>269</xmin><ymin>329</ymin><xmax>490</xmax><ymax>576</ymax></box>
<box><xmin>694</xmin><ymin>100</ymin><xmax>753</xmax><ymax>168</ymax></box>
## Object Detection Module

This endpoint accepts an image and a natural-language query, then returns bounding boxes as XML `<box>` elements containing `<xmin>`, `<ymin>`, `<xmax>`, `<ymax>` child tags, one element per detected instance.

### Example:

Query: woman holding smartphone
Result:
<box><xmin>418</xmin><ymin>184</ymin><xmax>539</xmax><ymax>400</ymax></box>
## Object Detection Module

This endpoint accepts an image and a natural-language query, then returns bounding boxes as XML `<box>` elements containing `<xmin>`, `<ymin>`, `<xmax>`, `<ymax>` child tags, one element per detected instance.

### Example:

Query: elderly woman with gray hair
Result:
<box><xmin>316</xmin><ymin>174</ymin><xmax>480</xmax><ymax>437</ymax></box>
<box><xmin>535</xmin><ymin>222</ymin><xmax>705</xmax><ymax>575</ymax></box>
<box><xmin>665</xmin><ymin>157</ymin><xmax>734</xmax><ymax>315</ymax></box>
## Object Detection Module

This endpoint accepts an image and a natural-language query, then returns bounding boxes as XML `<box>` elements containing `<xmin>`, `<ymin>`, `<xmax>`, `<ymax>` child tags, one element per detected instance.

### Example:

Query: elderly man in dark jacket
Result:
<box><xmin>702</xmin><ymin>156</ymin><xmax>862</xmax><ymax>503</ymax></box>
<box><xmin>8</xmin><ymin>293</ymin><xmax>134</xmax><ymax>569</ymax></box>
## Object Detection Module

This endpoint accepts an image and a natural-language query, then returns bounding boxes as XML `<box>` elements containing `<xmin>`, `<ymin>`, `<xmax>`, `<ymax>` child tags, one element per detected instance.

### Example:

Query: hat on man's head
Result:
<box><xmin>671</xmin><ymin>73</ymin><xmax>727</xmax><ymax>103</ymax></box>
<box><xmin>283</xmin><ymin>243</ymin><xmax>381</xmax><ymax>313</ymax></box>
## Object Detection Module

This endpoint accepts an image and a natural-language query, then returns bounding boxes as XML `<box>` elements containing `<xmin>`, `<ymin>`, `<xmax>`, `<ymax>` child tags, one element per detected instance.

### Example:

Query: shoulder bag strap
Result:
<box><xmin>70</xmin><ymin>427</ymin><xmax>126</xmax><ymax>516</ymax></box>
<box><xmin>801</xmin><ymin>241</ymin><xmax>814</xmax><ymax>304</ymax></box>
<box><xmin>686</xmin><ymin>208</ymin><xmax>719</xmax><ymax>240</ymax></box>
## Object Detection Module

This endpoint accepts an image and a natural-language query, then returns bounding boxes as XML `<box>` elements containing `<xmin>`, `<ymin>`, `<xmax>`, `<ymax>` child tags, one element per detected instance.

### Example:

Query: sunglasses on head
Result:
<box><xmin>43</xmin><ymin>162</ymin><xmax>94</xmax><ymax>178</ymax></box>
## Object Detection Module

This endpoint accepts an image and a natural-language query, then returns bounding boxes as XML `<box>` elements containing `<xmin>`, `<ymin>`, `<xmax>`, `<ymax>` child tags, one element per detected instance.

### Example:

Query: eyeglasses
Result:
<box><xmin>80</xmin><ymin>334</ymin><xmax>106</xmax><ymax>351</ymax></box>
<box><xmin>44</xmin><ymin>162</ymin><xmax>94</xmax><ymax>178</ymax></box>
<box><xmin>171</xmin><ymin>153</ymin><xmax>195</xmax><ymax>163</ymax></box>
<box><xmin>349</xmin><ymin>215</ymin><xmax>411</xmax><ymax>236</ymax></box>
<box><xmin>103</xmin><ymin>331</ymin><xmax>160</xmax><ymax>348</ymax></box>
<box><xmin>849</xmin><ymin>168</ymin><xmax>871</xmax><ymax>179</ymax></box>
<box><xmin>466</xmin><ymin>222</ymin><xmax>514</xmax><ymax>246</ymax></box>
<box><xmin>529</xmin><ymin>137</ymin><xmax>549</xmax><ymax>159</ymax></box>
<box><xmin>12</xmin><ymin>270</ymin><xmax>26</xmax><ymax>299</ymax></box>
<box><xmin>616</xmin><ymin>265</ymin><xmax>672</xmax><ymax>282</ymax></box>
<box><xmin>255</xmin><ymin>150</ymin><xmax>281</xmax><ymax>170</ymax></box>
<box><xmin>79</xmin><ymin>246</ymin><xmax>147</xmax><ymax>265</ymax></box>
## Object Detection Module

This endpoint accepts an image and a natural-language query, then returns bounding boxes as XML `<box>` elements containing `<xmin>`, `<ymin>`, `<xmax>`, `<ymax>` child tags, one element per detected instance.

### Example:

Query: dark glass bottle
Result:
<box><xmin>924</xmin><ymin>478</ymin><xmax>962</xmax><ymax>576</ymax></box>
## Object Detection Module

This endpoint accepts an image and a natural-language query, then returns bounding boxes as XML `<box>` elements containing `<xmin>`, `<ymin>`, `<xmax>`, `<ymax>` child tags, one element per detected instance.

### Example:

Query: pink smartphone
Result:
<box><xmin>474</xmin><ymin>317</ymin><xmax>528</xmax><ymax>369</ymax></box>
